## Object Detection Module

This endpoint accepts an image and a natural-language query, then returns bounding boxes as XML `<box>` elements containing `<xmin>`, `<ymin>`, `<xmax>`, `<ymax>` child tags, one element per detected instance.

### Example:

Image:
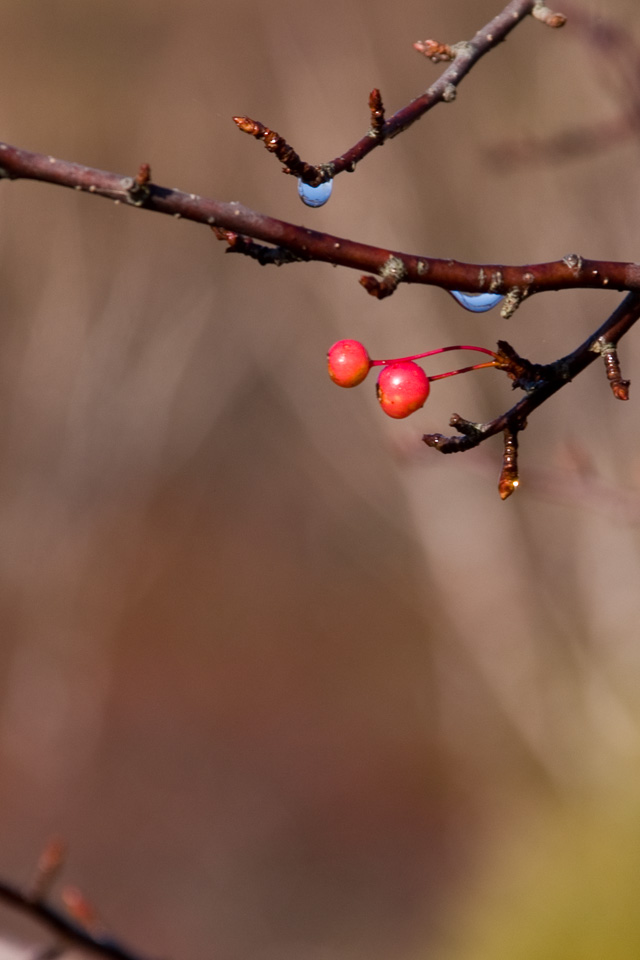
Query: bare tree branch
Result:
<box><xmin>423</xmin><ymin>291</ymin><xmax>640</xmax><ymax>459</ymax></box>
<box><xmin>235</xmin><ymin>0</ymin><xmax>564</xmax><ymax>185</ymax></box>
<box><xmin>1</xmin><ymin>143</ymin><xmax>638</xmax><ymax>303</ymax></box>
<box><xmin>0</xmin><ymin>0</ymin><xmax>633</xmax><ymax>502</ymax></box>
<box><xmin>0</xmin><ymin>876</ymin><xmax>157</xmax><ymax>960</ymax></box>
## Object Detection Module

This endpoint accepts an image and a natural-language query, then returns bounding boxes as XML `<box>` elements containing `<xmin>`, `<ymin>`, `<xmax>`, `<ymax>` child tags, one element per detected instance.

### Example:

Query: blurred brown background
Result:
<box><xmin>0</xmin><ymin>1</ymin><xmax>639</xmax><ymax>958</ymax></box>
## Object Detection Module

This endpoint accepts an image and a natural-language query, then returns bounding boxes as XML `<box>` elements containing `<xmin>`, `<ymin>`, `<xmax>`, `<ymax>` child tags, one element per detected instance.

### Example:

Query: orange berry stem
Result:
<box><xmin>370</xmin><ymin>344</ymin><xmax>499</xmax><ymax>366</ymax></box>
<box><xmin>428</xmin><ymin>361</ymin><xmax>498</xmax><ymax>381</ymax></box>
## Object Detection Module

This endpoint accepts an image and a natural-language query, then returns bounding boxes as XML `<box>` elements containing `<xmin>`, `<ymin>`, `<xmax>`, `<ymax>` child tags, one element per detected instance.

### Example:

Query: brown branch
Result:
<box><xmin>0</xmin><ymin>876</ymin><xmax>157</xmax><ymax>960</ymax></box>
<box><xmin>234</xmin><ymin>0</ymin><xmax>556</xmax><ymax>184</ymax></box>
<box><xmin>231</xmin><ymin>117</ymin><xmax>322</xmax><ymax>182</ymax></box>
<box><xmin>1</xmin><ymin>141</ymin><xmax>639</xmax><ymax>299</ymax></box>
<box><xmin>423</xmin><ymin>290</ymin><xmax>640</xmax><ymax>457</ymax></box>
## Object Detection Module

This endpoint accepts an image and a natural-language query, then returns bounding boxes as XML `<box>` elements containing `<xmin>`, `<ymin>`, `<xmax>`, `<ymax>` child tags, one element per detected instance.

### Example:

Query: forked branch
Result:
<box><xmin>423</xmin><ymin>291</ymin><xmax>640</xmax><ymax>496</ymax></box>
<box><xmin>234</xmin><ymin>0</ymin><xmax>565</xmax><ymax>185</ymax></box>
<box><xmin>0</xmin><ymin>0</ymin><xmax>634</xmax><ymax>501</ymax></box>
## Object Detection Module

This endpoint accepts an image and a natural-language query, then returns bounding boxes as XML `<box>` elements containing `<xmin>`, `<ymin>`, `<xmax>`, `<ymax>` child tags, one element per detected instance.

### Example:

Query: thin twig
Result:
<box><xmin>234</xmin><ymin>0</ymin><xmax>557</xmax><ymax>183</ymax></box>
<box><xmin>231</xmin><ymin>117</ymin><xmax>321</xmax><ymax>182</ymax></box>
<box><xmin>211</xmin><ymin>226</ymin><xmax>305</xmax><ymax>265</ymax></box>
<box><xmin>598</xmin><ymin>337</ymin><xmax>630</xmax><ymax>400</ymax></box>
<box><xmin>0</xmin><ymin>877</ymin><xmax>157</xmax><ymax>960</ymax></box>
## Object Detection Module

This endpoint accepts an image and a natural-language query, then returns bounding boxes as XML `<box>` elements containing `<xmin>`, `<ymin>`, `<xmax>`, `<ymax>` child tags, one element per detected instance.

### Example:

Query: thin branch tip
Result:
<box><xmin>599</xmin><ymin>339</ymin><xmax>631</xmax><ymax>400</ymax></box>
<box><xmin>532</xmin><ymin>2</ymin><xmax>567</xmax><ymax>28</ymax></box>
<box><xmin>368</xmin><ymin>88</ymin><xmax>386</xmax><ymax>138</ymax></box>
<box><xmin>232</xmin><ymin>115</ymin><xmax>322</xmax><ymax>183</ymax></box>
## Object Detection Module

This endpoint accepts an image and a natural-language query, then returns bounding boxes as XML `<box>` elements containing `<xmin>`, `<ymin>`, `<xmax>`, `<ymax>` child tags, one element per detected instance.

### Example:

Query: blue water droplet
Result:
<box><xmin>298</xmin><ymin>178</ymin><xmax>333</xmax><ymax>207</ymax></box>
<box><xmin>450</xmin><ymin>291</ymin><xmax>503</xmax><ymax>313</ymax></box>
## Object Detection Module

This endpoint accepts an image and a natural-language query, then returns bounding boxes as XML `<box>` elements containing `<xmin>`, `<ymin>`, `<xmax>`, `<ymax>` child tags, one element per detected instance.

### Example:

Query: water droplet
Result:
<box><xmin>298</xmin><ymin>178</ymin><xmax>333</xmax><ymax>207</ymax></box>
<box><xmin>450</xmin><ymin>291</ymin><xmax>503</xmax><ymax>313</ymax></box>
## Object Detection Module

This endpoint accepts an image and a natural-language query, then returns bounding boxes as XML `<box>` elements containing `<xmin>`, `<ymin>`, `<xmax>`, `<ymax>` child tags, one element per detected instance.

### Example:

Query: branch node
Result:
<box><xmin>598</xmin><ymin>338</ymin><xmax>630</xmax><ymax>400</ymax></box>
<box><xmin>449</xmin><ymin>413</ymin><xmax>484</xmax><ymax>438</ymax></box>
<box><xmin>495</xmin><ymin>340</ymin><xmax>548</xmax><ymax>390</ymax></box>
<box><xmin>562</xmin><ymin>252</ymin><xmax>583</xmax><ymax>275</ymax></box>
<box><xmin>489</xmin><ymin>269</ymin><xmax>504</xmax><ymax>293</ymax></box>
<box><xmin>442</xmin><ymin>83</ymin><xmax>457</xmax><ymax>103</ymax></box>
<box><xmin>359</xmin><ymin>255</ymin><xmax>407</xmax><ymax>299</ymax></box>
<box><xmin>532</xmin><ymin>2</ymin><xmax>567</xmax><ymax>28</ymax></box>
<box><xmin>126</xmin><ymin>163</ymin><xmax>152</xmax><ymax>206</ymax></box>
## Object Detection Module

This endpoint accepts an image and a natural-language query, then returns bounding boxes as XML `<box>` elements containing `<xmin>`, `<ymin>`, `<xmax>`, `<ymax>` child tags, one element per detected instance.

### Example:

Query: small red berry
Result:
<box><xmin>376</xmin><ymin>361</ymin><xmax>430</xmax><ymax>418</ymax></box>
<box><xmin>327</xmin><ymin>339</ymin><xmax>371</xmax><ymax>388</ymax></box>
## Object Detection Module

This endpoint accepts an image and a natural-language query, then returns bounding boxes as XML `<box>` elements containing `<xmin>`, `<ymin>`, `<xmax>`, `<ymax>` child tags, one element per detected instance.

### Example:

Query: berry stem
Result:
<box><xmin>370</xmin><ymin>344</ymin><xmax>499</xmax><ymax>366</ymax></box>
<box><xmin>428</xmin><ymin>361</ymin><xmax>497</xmax><ymax>381</ymax></box>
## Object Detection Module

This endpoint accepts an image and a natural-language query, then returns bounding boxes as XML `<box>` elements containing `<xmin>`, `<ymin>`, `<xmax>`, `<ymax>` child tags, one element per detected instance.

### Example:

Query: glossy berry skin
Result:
<box><xmin>327</xmin><ymin>339</ymin><xmax>371</xmax><ymax>387</ymax></box>
<box><xmin>376</xmin><ymin>361</ymin><xmax>430</xmax><ymax>418</ymax></box>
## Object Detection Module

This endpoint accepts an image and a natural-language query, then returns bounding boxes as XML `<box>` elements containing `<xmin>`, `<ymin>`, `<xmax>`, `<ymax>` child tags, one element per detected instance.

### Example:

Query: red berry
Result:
<box><xmin>327</xmin><ymin>339</ymin><xmax>371</xmax><ymax>387</ymax></box>
<box><xmin>376</xmin><ymin>361</ymin><xmax>429</xmax><ymax>418</ymax></box>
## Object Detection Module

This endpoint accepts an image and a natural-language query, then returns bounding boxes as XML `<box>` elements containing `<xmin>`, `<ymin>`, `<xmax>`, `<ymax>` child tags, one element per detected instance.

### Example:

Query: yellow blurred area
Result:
<box><xmin>441</xmin><ymin>774</ymin><xmax>640</xmax><ymax>959</ymax></box>
<box><xmin>0</xmin><ymin>1</ymin><xmax>639</xmax><ymax>958</ymax></box>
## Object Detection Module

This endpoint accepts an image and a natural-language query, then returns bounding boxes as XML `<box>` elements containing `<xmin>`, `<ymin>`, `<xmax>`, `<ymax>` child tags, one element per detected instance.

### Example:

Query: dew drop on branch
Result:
<box><xmin>450</xmin><ymin>291</ymin><xmax>503</xmax><ymax>312</ymax></box>
<box><xmin>298</xmin><ymin>178</ymin><xmax>333</xmax><ymax>207</ymax></box>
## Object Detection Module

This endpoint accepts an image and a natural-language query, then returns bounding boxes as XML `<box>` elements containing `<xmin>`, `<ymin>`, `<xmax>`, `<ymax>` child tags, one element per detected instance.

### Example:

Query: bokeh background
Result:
<box><xmin>0</xmin><ymin>0</ymin><xmax>639</xmax><ymax>958</ymax></box>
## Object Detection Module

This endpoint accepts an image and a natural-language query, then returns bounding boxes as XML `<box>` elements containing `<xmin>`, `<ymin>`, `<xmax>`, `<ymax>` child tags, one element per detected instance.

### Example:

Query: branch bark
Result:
<box><xmin>0</xmin><ymin>142</ymin><xmax>638</xmax><ymax>301</ymax></box>
<box><xmin>238</xmin><ymin>0</ymin><xmax>547</xmax><ymax>184</ymax></box>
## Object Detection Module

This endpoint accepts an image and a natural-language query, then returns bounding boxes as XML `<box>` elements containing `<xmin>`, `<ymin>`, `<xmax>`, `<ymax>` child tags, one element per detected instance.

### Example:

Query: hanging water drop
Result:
<box><xmin>298</xmin><ymin>177</ymin><xmax>333</xmax><ymax>207</ymax></box>
<box><xmin>450</xmin><ymin>291</ymin><xmax>504</xmax><ymax>313</ymax></box>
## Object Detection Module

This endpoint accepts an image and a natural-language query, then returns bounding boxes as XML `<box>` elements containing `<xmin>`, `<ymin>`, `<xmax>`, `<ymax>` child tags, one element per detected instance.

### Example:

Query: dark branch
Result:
<box><xmin>211</xmin><ymin>226</ymin><xmax>304</xmax><ymax>266</ymax></box>
<box><xmin>423</xmin><ymin>291</ymin><xmax>640</xmax><ymax>455</ymax></box>
<box><xmin>231</xmin><ymin>117</ymin><xmax>322</xmax><ymax>182</ymax></box>
<box><xmin>0</xmin><ymin>877</ymin><xmax>157</xmax><ymax>960</ymax></box>
<box><xmin>0</xmin><ymin>142</ymin><xmax>638</xmax><ymax>300</ymax></box>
